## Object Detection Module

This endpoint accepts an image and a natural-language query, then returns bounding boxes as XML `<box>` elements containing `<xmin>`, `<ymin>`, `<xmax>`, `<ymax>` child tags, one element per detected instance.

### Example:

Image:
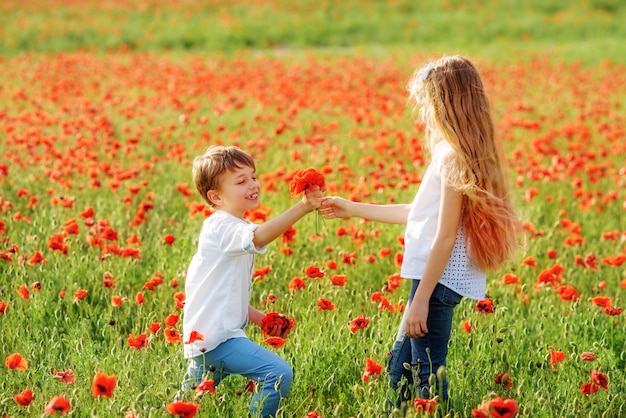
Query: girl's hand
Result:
<box><xmin>405</xmin><ymin>299</ymin><xmax>429</xmax><ymax>338</ymax></box>
<box><xmin>319</xmin><ymin>196</ymin><xmax>352</xmax><ymax>219</ymax></box>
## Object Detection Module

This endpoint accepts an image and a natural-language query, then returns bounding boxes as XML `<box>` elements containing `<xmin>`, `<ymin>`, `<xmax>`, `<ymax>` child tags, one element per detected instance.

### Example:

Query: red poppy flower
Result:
<box><xmin>289</xmin><ymin>167</ymin><xmax>325</xmax><ymax>197</ymax></box>
<box><xmin>44</xmin><ymin>395</ymin><xmax>71</xmax><ymax>415</ymax></box>
<box><xmin>253</xmin><ymin>265</ymin><xmax>272</xmax><ymax>281</ymax></box>
<box><xmin>413</xmin><ymin>397</ymin><xmax>437</xmax><ymax>414</ymax></box>
<box><xmin>195</xmin><ymin>379</ymin><xmax>215</xmax><ymax>397</ymax></box>
<box><xmin>488</xmin><ymin>397</ymin><xmax>518</xmax><ymax>418</ymax></box>
<box><xmin>603</xmin><ymin>306</ymin><xmax>623</xmax><ymax>316</ymax></box>
<box><xmin>27</xmin><ymin>250</ymin><xmax>47</xmax><ymax>265</ymax></box>
<box><xmin>521</xmin><ymin>256</ymin><xmax>536</xmax><ymax>268</ymax></box>
<box><xmin>348</xmin><ymin>315</ymin><xmax>370</xmax><ymax>334</ymax></box>
<box><xmin>17</xmin><ymin>284</ymin><xmax>29</xmax><ymax>300</ymax></box>
<box><xmin>245</xmin><ymin>379</ymin><xmax>255</xmax><ymax>392</ymax></box>
<box><xmin>135</xmin><ymin>291</ymin><xmax>145</xmax><ymax>305</ymax></box>
<box><xmin>317</xmin><ymin>298</ymin><xmax>335</xmax><ymax>311</ymax></box>
<box><xmin>261</xmin><ymin>312</ymin><xmax>295</xmax><ymax>337</ymax></box>
<box><xmin>111</xmin><ymin>295</ymin><xmax>123</xmax><ymax>308</ymax></box>
<box><xmin>305</xmin><ymin>266</ymin><xmax>325</xmax><ymax>278</ymax></box>
<box><xmin>73</xmin><ymin>289</ymin><xmax>88</xmax><ymax>302</ymax></box>
<box><xmin>163</xmin><ymin>234</ymin><xmax>176</xmax><ymax>245</ymax></box>
<box><xmin>264</xmin><ymin>336</ymin><xmax>287</xmax><ymax>348</ymax></box>
<box><xmin>281</xmin><ymin>226</ymin><xmax>296</xmax><ymax>244</ymax></box>
<box><xmin>166</xmin><ymin>400</ymin><xmax>201</xmax><ymax>417</ymax></box>
<box><xmin>494</xmin><ymin>372</ymin><xmax>513</xmax><ymax>389</ymax></box>
<box><xmin>165</xmin><ymin>313</ymin><xmax>179</xmax><ymax>326</ymax></box>
<box><xmin>92</xmin><ymin>372</ymin><xmax>116</xmax><ymax>398</ymax></box>
<box><xmin>385</xmin><ymin>273</ymin><xmax>403</xmax><ymax>293</ymax></box>
<box><xmin>185</xmin><ymin>330</ymin><xmax>204</xmax><ymax>344</ymax></box>
<box><xmin>550</xmin><ymin>349</ymin><xmax>565</xmax><ymax>371</ymax></box>
<box><xmin>500</xmin><ymin>273</ymin><xmax>520</xmax><ymax>284</ymax></box>
<box><xmin>554</xmin><ymin>285</ymin><xmax>579</xmax><ymax>302</ymax></box>
<box><xmin>591</xmin><ymin>296</ymin><xmax>612</xmax><ymax>308</ymax></box>
<box><xmin>475</xmin><ymin>298</ymin><xmax>494</xmax><ymax>314</ymax></box>
<box><xmin>471</xmin><ymin>408</ymin><xmax>489</xmax><ymax>418</ymax></box>
<box><xmin>14</xmin><ymin>388</ymin><xmax>33</xmax><ymax>406</ymax></box>
<box><xmin>289</xmin><ymin>277</ymin><xmax>306</xmax><ymax>292</ymax></box>
<box><xmin>329</xmin><ymin>274</ymin><xmax>348</xmax><ymax>286</ymax></box>
<box><xmin>462</xmin><ymin>320</ymin><xmax>473</xmax><ymax>333</ymax></box>
<box><xmin>580</xmin><ymin>352</ymin><xmax>596</xmax><ymax>362</ymax></box>
<box><xmin>53</xmin><ymin>369</ymin><xmax>76</xmax><ymax>384</ymax></box>
<box><xmin>5</xmin><ymin>352</ymin><xmax>28</xmax><ymax>370</ymax></box>
<box><xmin>362</xmin><ymin>358</ymin><xmax>383</xmax><ymax>382</ymax></box>
<box><xmin>164</xmin><ymin>328</ymin><xmax>183</xmax><ymax>343</ymax></box>
<box><xmin>580</xmin><ymin>382</ymin><xmax>599</xmax><ymax>395</ymax></box>
<box><xmin>149</xmin><ymin>322</ymin><xmax>161</xmax><ymax>334</ymax></box>
<box><xmin>80</xmin><ymin>206</ymin><xmax>95</xmax><ymax>219</ymax></box>
<box><xmin>0</xmin><ymin>301</ymin><xmax>8</xmax><ymax>315</ymax></box>
<box><xmin>127</xmin><ymin>333</ymin><xmax>149</xmax><ymax>349</ymax></box>
<box><xmin>325</xmin><ymin>259</ymin><xmax>338</xmax><ymax>270</ymax></box>
<box><xmin>174</xmin><ymin>292</ymin><xmax>185</xmax><ymax>308</ymax></box>
<box><xmin>590</xmin><ymin>370</ymin><xmax>608</xmax><ymax>390</ymax></box>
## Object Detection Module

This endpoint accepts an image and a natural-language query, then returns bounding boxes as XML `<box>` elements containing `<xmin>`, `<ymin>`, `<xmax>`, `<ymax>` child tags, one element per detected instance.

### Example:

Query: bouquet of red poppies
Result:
<box><xmin>289</xmin><ymin>167</ymin><xmax>325</xmax><ymax>197</ymax></box>
<box><xmin>261</xmin><ymin>312</ymin><xmax>296</xmax><ymax>337</ymax></box>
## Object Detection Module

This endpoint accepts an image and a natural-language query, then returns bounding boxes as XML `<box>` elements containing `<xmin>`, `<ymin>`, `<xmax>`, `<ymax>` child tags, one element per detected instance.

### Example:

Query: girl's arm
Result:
<box><xmin>252</xmin><ymin>186</ymin><xmax>323</xmax><ymax>248</ymax></box>
<box><xmin>320</xmin><ymin>197</ymin><xmax>410</xmax><ymax>224</ymax></box>
<box><xmin>404</xmin><ymin>172</ymin><xmax>463</xmax><ymax>339</ymax></box>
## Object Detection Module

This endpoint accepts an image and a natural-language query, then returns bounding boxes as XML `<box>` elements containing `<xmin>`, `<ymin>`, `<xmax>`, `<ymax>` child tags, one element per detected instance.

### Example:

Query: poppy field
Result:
<box><xmin>1</xmin><ymin>1</ymin><xmax>625</xmax><ymax>418</ymax></box>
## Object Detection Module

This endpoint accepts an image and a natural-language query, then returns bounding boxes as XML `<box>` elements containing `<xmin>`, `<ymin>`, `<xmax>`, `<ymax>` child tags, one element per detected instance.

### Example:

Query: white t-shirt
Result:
<box><xmin>400</xmin><ymin>141</ymin><xmax>486</xmax><ymax>300</ymax></box>
<box><xmin>183</xmin><ymin>210</ymin><xmax>268</xmax><ymax>358</ymax></box>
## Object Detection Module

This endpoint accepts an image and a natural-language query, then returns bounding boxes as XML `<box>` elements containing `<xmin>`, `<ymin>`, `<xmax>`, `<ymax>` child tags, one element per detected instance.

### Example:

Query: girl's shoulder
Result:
<box><xmin>433</xmin><ymin>141</ymin><xmax>457</xmax><ymax>165</ymax></box>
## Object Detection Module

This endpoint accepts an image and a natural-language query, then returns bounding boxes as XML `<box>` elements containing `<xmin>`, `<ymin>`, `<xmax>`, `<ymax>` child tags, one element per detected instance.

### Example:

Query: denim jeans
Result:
<box><xmin>181</xmin><ymin>337</ymin><xmax>293</xmax><ymax>418</ymax></box>
<box><xmin>387</xmin><ymin>280</ymin><xmax>462</xmax><ymax>407</ymax></box>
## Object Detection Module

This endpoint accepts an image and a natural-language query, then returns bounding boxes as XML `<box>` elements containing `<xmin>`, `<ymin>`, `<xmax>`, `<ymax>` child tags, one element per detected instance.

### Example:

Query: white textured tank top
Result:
<box><xmin>400</xmin><ymin>141</ymin><xmax>486</xmax><ymax>300</ymax></box>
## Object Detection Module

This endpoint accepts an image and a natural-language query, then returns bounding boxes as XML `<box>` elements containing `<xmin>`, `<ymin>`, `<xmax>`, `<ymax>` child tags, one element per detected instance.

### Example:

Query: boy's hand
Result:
<box><xmin>264</xmin><ymin>325</ymin><xmax>291</xmax><ymax>339</ymax></box>
<box><xmin>302</xmin><ymin>185</ymin><xmax>323</xmax><ymax>211</ymax></box>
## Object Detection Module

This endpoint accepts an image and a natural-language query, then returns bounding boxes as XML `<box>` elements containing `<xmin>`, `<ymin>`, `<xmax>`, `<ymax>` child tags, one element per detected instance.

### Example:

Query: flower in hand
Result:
<box><xmin>289</xmin><ymin>167</ymin><xmax>325</xmax><ymax>197</ymax></box>
<box><xmin>261</xmin><ymin>312</ymin><xmax>296</xmax><ymax>338</ymax></box>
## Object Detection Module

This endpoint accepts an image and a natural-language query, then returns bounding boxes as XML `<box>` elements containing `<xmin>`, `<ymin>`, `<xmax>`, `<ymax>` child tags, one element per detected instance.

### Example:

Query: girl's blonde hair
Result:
<box><xmin>192</xmin><ymin>145</ymin><xmax>256</xmax><ymax>207</ymax></box>
<box><xmin>408</xmin><ymin>55</ymin><xmax>520</xmax><ymax>271</ymax></box>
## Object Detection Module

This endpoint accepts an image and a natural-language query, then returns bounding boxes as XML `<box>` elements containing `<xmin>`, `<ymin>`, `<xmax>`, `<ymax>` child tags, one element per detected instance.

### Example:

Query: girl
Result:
<box><xmin>320</xmin><ymin>56</ymin><xmax>520</xmax><ymax>408</ymax></box>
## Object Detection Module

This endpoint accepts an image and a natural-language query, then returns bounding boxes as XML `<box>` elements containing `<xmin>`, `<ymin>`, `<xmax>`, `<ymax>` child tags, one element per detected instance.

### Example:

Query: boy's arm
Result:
<box><xmin>248</xmin><ymin>305</ymin><xmax>265</xmax><ymax>327</ymax></box>
<box><xmin>252</xmin><ymin>187</ymin><xmax>323</xmax><ymax>248</ymax></box>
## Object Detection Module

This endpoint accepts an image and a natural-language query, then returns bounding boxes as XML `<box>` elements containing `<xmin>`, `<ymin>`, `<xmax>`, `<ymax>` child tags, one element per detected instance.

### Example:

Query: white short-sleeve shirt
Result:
<box><xmin>183</xmin><ymin>210</ymin><xmax>268</xmax><ymax>358</ymax></box>
<box><xmin>400</xmin><ymin>141</ymin><xmax>486</xmax><ymax>300</ymax></box>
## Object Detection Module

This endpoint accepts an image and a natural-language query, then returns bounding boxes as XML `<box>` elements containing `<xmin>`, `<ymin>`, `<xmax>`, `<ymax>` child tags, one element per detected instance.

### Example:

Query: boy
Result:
<box><xmin>181</xmin><ymin>145</ymin><xmax>323</xmax><ymax>417</ymax></box>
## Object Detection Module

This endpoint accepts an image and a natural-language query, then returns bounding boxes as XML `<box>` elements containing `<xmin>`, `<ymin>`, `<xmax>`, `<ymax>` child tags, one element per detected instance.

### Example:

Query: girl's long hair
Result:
<box><xmin>408</xmin><ymin>56</ymin><xmax>521</xmax><ymax>271</ymax></box>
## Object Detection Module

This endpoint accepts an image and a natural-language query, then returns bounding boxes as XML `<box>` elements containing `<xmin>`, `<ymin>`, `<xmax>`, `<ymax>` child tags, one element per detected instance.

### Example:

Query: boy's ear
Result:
<box><xmin>206</xmin><ymin>190</ymin><xmax>222</xmax><ymax>206</ymax></box>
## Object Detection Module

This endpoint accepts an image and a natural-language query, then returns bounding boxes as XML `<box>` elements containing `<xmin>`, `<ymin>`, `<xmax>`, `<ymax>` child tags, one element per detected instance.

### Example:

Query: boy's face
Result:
<box><xmin>207</xmin><ymin>165</ymin><xmax>260</xmax><ymax>218</ymax></box>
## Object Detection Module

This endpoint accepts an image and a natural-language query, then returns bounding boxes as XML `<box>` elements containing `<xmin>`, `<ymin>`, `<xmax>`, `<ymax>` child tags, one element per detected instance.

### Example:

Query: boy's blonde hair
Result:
<box><xmin>192</xmin><ymin>145</ymin><xmax>256</xmax><ymax>207</ymax></box>
<box><xmin>408</xmin><ymin>55</ymin><xmax>521</xmax><ymax>271</ymax></box>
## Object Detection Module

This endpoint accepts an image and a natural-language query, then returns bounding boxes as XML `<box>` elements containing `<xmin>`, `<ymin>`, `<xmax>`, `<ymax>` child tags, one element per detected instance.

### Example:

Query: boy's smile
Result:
<box><xmin>208</xmin><ymin>165</ymin><xmax>260</xmax><ymax>218</ymax></box>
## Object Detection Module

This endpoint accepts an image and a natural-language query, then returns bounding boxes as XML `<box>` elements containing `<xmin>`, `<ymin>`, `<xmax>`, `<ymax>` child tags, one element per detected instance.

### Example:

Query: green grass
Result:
<box><xmin>0</xmin><ymin>1</ymin><xmax>625</xmax><ymax>417</ymax></box>
<box><xmin>1</xmin><ymin>0</ymin><xmax>626</xmax><ymax>65</ymax></box>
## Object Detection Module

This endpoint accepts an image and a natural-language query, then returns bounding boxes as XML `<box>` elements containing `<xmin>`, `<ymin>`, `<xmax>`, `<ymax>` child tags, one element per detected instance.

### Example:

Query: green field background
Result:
<box><xmin>1</xmin><ymin>1</ymin><xmax>625</xmax><ymax>417</ymax></box>
<box><xmin>2</xmin><ymin>0</ymin><xmax>626</xmax><ymax>64</ymax></box>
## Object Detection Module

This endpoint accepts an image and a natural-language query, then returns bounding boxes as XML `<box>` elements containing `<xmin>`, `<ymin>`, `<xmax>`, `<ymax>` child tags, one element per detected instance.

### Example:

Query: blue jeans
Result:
<box><xmin>182</xmin><ymin>337</ymin><xmax>293</xmax><ymax>418</ymax></box>
<box><xmin>388</xmin><ymin>280</ymin><xmax>462</xmax><ymax>407</ymax></box>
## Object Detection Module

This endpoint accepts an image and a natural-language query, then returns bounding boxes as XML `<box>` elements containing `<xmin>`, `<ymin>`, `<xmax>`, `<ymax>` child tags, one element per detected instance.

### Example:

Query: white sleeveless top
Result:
<box><xmin>400</xmin><ymin>141</ymin><xmax>486</xmax><ymax>300</ymax></box>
